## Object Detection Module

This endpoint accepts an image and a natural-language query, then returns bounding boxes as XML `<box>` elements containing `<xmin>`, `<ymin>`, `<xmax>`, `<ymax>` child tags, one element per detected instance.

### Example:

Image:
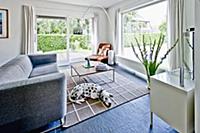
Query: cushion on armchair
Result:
<box><xmin>97</xmin><ymin>45</ymin><xmax>110</xmax><ymax>56</ymax></box>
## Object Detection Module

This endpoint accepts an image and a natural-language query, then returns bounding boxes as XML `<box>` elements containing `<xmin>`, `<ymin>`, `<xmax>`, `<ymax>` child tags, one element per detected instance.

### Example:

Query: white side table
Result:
<box><xmin>150</xmin><ymin>71</ymin><xmax>194</xmax><ymax>133</ymax></box>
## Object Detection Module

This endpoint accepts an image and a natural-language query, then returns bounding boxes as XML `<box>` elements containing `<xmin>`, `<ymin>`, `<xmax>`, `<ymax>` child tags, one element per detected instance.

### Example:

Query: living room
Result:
<box><xmin>0</xmin><ymin>0</ymin><xmax>200</xmax><ymax>133</ymax></box>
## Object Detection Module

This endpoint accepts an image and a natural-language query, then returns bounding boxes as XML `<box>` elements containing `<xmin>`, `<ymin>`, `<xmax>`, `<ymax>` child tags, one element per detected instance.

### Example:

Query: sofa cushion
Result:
<box><xmin>29</xmin><ymin>63</ymin><xmax>58</xmax><ymax>78</ymax></box>
<box><xmin>0</xmin><ymin>55</ymin><xmax>33</xmax><ymax>84</ymax></box>
<box><xmin>29</xmin><ymin>54</ymin><xmax>57</xmax><ymax>67</ymax></box>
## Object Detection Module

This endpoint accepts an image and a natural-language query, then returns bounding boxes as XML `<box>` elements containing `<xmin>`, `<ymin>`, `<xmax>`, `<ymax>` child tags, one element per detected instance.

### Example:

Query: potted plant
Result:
<box><xmin>131</xmin><ymin>34</ymin><xmax>178</xmax><ymax>89</ymax></box>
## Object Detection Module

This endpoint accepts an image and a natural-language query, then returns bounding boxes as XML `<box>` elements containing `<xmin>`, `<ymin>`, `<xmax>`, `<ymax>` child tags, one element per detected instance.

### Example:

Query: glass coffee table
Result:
<box><xmin>70</xmin><ymin>61</ymin><xmax>115</xmax><ymax>83</ymax></box>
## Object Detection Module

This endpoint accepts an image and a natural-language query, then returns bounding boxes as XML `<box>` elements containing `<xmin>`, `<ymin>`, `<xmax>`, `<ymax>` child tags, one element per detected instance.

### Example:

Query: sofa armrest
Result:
<box><xmin>28</xmin><ymin>54</ymin><xmax>57</xmax><ymax>67</ymax></box>
<box><xmin>0</xmin><ymin>72</ymin><xmax>64</xmax><ymax>90</ymax></box>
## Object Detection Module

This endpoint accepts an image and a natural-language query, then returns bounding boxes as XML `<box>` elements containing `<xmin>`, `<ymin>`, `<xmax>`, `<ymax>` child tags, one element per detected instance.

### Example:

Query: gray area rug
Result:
<box><xmin>64</xmin><ymin>70</ymin><xmax>149</xmax><ymax>128</ymax></box>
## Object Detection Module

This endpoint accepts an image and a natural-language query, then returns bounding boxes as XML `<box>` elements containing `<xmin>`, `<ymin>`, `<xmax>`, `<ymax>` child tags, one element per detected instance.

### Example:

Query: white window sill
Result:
<box><xmin>116</xmin><ymin>54</ymin><xmax>167</xmax><ymax>72</ymax></box>
<box><xmin>116</xmin><ymin>55</ymin><xmax>140</xmax><ymax>63</ymax></box>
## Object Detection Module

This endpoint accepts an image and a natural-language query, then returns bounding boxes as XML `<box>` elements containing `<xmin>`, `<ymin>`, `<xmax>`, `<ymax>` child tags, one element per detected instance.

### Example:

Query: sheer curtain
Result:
<box><xmin>168</xmin><ymin>0</ymin><xmax>185</xmax><ymax>70</ymax></box>
<box><xmin>91</xmin><ymin>15</ymin><xmax>98</xmax><ymax>54</ymax></box>
<box><xmin>21</xmin><ymin>5</ymin><xmax>36</xmax><ymax>55</ymax></box>
<box><xmin>113</xmin><ymin>9</ymin><xmax>121</xmax><ymax>55</ymax></box>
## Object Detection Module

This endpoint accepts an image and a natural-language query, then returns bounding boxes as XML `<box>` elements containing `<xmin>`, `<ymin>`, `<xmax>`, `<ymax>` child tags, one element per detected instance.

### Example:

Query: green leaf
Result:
<box><xmin>148</xmin><ymin>61</ymin><xmax>157</xmax><ymax>76</ymax></box>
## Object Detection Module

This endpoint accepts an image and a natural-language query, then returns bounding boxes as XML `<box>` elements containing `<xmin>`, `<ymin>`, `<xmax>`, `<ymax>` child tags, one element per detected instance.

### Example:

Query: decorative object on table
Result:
<box><xmin>0</xmin><ymin>8</ymin><xmax>9</xmax><ymax>38</ymax></box>
<box><xmin>84</xmin><ymin>57</ymin><xmax>91</xmax><ymax>67</ymax></box>
<box><xmin>69</xmin><ymin>83</ymin><xmax>114</xmax><ymax>107</ymax></box>
<box><xmin>83</xmin><ymin>58</ymin><xmax>94</xmax><ymax>68</ymax></box>
<box><xmin>95</xmin><ymin>63</ymin><xmax>108</xmax><ymax>71</ymax></box>
<box><xmin>71</xmin><ymin>61</ymin><xmax>115</xmax><ymax>83</ymax></box>
<box><xmin>131</xmin><ymin>34</ymin><xmax>179</xmax><ymax>89</ymax></box>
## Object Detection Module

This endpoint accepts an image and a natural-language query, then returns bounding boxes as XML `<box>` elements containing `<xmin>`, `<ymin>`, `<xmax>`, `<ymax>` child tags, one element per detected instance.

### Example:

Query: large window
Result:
<box><xmin>121</xmin><ymin>1</ymin><xmax>168</xmax><ymax>65</ymax></box>
<box><xmin>37</xmin><ymin>17</ymin><xmax>67</xmax><ymax>53</ymax></box>
<box><xmin>68</xmin><ymin>18</ymin><xmax>93</xmax><ymax>61</ymax></box>
<box><xmin>37</xmin><ymin>17</ymin><xmax>93</xmax><ymax>65</ymax></box>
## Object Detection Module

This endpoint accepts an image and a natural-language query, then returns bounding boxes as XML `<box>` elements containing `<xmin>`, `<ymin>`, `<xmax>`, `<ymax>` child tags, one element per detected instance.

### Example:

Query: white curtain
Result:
<box><xmin>168</xmin><ymin>0</ymin><xmax>185</xmax><ymax>70</ymax></box>
<box><xmin>91</xmin><ymin>15</ymin><xmax>98</xmax><ymax>54</ymax></box>
<box><xmin>113</xmin><ymin>9</ymin><xmax>121</xmax><ymax>55</ymax></box>
<box><xmin>21</xmin><ymin>5</ymin><xmax>36</xmax><ymax>55</ymax></box>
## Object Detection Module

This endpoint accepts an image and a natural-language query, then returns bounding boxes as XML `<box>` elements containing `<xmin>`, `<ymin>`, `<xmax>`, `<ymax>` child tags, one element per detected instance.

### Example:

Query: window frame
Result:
<box><xmin>120</xmin><ymin>0</ymin><xmax>168</xmax><ymax>64</ymax></box>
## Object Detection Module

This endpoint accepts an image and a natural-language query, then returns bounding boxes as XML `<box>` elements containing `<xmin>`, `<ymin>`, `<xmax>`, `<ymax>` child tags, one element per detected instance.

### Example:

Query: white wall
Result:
<box><xmin>0</xmin><ymin>0</ymin><xmax>109</xmax><ymax>66</ymax></box>
<box><xmin>195</xmin><ymin>0</ymin><xmax>200</xmax><ymax>132</ymax></box>
<box><xmin>0</xmin><ymin>0</ymin><xmax>23</xmax><ymax>66</ymax></box>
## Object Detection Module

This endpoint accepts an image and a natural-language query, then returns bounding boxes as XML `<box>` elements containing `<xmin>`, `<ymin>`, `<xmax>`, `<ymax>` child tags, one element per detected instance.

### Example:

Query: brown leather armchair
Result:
<box><xmin>88</xmin><ymin>42</ymin><xmax>113</xmax><ymax>63</ymax></box>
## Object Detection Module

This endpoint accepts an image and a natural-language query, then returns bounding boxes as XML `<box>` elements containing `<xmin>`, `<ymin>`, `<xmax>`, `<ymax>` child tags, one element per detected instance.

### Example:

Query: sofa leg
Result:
<box><xmin>60</xmin><ymin>116</ymin><xmax>67</xmax><ymax>128</ymax></box>
<box><xmin>60</xmin><ymin>119</ymin><xmax>63</xmax><ymax>125</ymax></box>
<box><xmin>60</xmin><ymin>118</ymin><xmax>65</xmax><ymax>126</ymax></box>
<box><xmin>42</xmin><ymin>119</ymin><xmax>62</xmax><ymax>133</ymax></box>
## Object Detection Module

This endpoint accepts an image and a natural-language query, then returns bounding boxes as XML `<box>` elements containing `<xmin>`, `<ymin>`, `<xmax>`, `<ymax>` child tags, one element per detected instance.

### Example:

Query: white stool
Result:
<box><xmin>108</xmin><ymin>50</ymin><xmax>115</xmax><ymax>65</ymax></box>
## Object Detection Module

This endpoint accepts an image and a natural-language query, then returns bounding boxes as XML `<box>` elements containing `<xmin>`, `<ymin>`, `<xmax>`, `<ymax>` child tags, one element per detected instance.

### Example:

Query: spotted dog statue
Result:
<box><xmin>69</xmin><ymin>83</ymin><xmax>114</xmax><ymax>107</ymax></box>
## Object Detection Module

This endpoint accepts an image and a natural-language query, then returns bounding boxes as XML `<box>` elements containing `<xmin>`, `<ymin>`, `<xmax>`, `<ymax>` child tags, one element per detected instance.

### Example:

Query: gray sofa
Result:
<box><xmin>0</xmin><ymin>54</ymin><xmax>66</xmax><ymax>132</ymax></box>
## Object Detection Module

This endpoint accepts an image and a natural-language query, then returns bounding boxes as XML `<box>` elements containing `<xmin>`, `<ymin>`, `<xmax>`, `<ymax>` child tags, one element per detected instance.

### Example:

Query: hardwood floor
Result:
<box><xmin>46</xmin><ymin>65</ymin><xmax>177</xmax><ymax>133</ymax></box>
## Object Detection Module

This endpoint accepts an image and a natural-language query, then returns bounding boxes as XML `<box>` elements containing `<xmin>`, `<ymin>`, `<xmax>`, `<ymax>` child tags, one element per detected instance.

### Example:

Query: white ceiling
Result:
<box><xmin>41</xmin><ymin>0</ymin><xmax>125</xmax><ymax>8</ymax></box>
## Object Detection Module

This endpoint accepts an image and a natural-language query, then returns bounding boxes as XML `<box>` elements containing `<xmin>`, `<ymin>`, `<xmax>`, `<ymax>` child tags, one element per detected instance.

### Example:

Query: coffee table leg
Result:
<box><xmin>71</xmin><ymin>66</ymin><xmax>73</xmax><ymax>76</ymax></box>
<box><xmin>113</xmin><ymin>69</ymin><xmax>115</xmax><ymax>82</ymax></box>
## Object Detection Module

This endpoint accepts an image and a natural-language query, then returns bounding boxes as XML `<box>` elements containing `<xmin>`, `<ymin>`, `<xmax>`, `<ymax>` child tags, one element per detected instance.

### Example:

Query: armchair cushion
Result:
<box><xmin>97</xmin><ymin>49</ymin><xmax>103</xmax><ymax>56</ymax></box>
<box><xmin>89</xmin><ymin>55</ymin><xmax>108</xmax><ymax>61</ymax></box>
<box><xmin>96</xmin><ymin>56</ymin><xmax>108</xmax><ymax>61</ymax></box>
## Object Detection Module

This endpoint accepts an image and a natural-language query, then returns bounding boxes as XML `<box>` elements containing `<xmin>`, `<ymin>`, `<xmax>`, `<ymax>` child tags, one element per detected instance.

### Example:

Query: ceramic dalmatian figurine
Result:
<box><xmin>69</xmin><ymin>83</ymin><xmax>114</xmax><ymax>107</ymax></box>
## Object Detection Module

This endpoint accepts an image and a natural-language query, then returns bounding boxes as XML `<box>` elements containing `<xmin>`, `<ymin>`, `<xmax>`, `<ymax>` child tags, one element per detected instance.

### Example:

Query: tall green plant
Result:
<box><xmin>131</xmin><ymin>34</ymin><xmax>179</xmax><ymax>88</ymax></box>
